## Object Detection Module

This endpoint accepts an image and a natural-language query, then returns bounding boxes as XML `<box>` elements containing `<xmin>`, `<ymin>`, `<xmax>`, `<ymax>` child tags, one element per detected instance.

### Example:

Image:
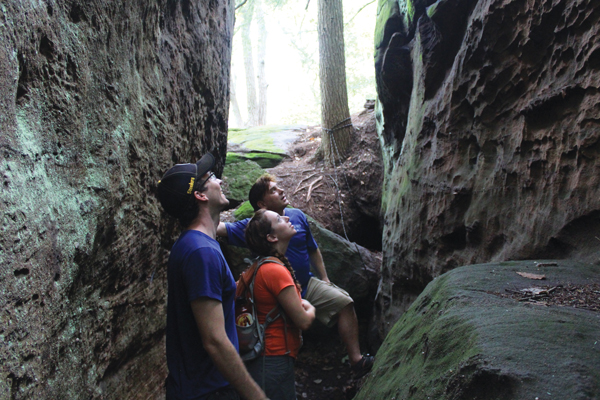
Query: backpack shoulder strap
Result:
<box><xmin>247</xmin><ymin>256</ymin><xmax>285</xmax><ymax>294</ymax></box>
<box><xmin>245</xmin><ymin>256</ymin><xmax>283</xmax><ymax>304</ymax></box>
<box><xmin>257</xmin><ymin>256</ymin><xmax>284</xmax><ymax>268</ymax></box>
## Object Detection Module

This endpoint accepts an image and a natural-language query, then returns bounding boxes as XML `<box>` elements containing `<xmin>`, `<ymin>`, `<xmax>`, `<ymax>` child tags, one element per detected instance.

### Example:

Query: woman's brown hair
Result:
<box><xmin>245</xmin><ymin>209</ymin><xmax>300</xmax><ymax>288</ymax></box>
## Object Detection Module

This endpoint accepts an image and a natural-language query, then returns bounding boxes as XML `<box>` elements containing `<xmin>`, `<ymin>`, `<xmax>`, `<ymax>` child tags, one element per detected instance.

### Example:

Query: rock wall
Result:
<box><xmin>375</xmin><ymin>0</ymin><xmax>600</xmax><ymax>330</ymax></box>
<box><xmin>0</xmin><ymin>1</ymin><xmax>234</xmax><ymax>398</ymax></box>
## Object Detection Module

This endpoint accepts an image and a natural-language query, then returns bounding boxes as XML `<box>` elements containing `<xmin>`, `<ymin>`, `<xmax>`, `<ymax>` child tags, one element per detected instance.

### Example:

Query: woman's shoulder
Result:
<box><xmin>259</xmin><ymin>260</ymin><xmax>288</xmax><ymax>274</ymax></box>
<box><xmin>257</xmin><ymin>261</ymin><xmax>293</xmax><ymax>283</ymax></box>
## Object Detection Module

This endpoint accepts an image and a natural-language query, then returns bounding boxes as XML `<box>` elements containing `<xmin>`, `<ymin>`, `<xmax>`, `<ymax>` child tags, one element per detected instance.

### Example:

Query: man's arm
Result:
<box><xmin>216</xmin><ymin>222</ymin><xmax>228</xmax><ymax>237</ymax></box>
<box><xmin>191</xmin><ymin>298</ymin><xmax>267</xmax><ymax>400</ymax></box>
<box><xmin>308</xmin><ymin>248</ymin><xmax>330</xmax><ymax>283</ymax></box>
<box><xmin>216</xmin><ymin>219</ymin><xmax>250</xmax><ymax>247</ymax></box>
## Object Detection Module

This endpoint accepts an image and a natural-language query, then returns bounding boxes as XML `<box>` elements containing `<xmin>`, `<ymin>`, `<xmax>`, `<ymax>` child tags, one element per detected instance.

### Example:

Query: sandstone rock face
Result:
<box><xmin>0</xmin><ymin>1</ymin><xmax>234</xmax><ymax>398</ymax></box>
<box><xmin>356</xmin><ymin>261</ymin><xmax>600</xmax><ymax>399</ymax></box>
<box><xmin>375</xmin><ymin>0</ymin><xmax>600</xmax><ymax>330</ymax></box>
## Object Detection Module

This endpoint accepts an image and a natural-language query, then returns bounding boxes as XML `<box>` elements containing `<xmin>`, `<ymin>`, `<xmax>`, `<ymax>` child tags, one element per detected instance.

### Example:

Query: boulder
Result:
<box><xmin>356</xmin><ymin>260</ymin><xmax>600</xmax><ymax>399</ymax></box>
<box><xmin>222</xmin><ymin>160</ymin><xmax>264</xmax><ymax>206</ymax></box>
<box><xmin>228</xmin><ymin>125</ymin><xmax>306</xmax><ymax>153</ymax></box>
<box><xmin>225</xmin><ymin>151</ymin><xmax>286</xmax><ymax>169</ymax></box>
<box><xmin>307</xmin><ymin>216</ymin><xmax>379</xmax><ymax>306</ymax></box>
<box><xmin>233</xmin><ymin>201</ymin><xmax>255</xmax><ymax>220</ymax></box>
<box><xmin>226</xmin><ymin>125</ymin><xmax>305</xmax><ymax>168</ymax></box>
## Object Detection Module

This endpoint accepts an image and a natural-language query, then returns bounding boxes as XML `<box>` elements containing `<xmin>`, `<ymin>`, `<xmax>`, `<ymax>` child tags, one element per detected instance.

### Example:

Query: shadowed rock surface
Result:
<box><xmin>356</xmin><ymin>260</ymin><xmax>600</xmax><ymax>399</ymax></box>
<box><xmin>0</xmin><ymin>1</ymin><xmax>234</xmax><ymax>398</ymax></box>
<box><xmin>375</xmin><ymin>0</ymin><xmax>600</xmax><ymax>333</ymax></box>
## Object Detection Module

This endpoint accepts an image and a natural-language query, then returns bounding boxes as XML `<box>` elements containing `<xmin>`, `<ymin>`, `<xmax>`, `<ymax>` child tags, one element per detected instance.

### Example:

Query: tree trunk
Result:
<box><xmin>230</xmin><ymin>70</ymin><xmax>244</xmax><ymax>127</ymax></box>
<box><xmin>240</xmin><ymin>1</ymin><xmax>258</xmax><ymax>127</ymax></box>
<box><xmin>256</xmin><ymin>0</ymin><xmax>268</xmax><ymax>125</ymax></box>
<box><xmin>316</xmin><ymin>0</ymin><xmax>353</xmax><ymax>166</ymax></box>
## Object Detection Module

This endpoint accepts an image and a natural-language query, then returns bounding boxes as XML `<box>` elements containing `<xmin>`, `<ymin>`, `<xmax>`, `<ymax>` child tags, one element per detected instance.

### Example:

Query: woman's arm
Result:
<box><xmin>277</xmin><ymin>287</ymin><xmax>315</xmax><ymax>330</ymax></box>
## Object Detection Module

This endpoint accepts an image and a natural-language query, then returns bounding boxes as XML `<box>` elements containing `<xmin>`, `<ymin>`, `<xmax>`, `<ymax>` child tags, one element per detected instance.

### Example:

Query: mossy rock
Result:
<box><xmin>228</xmin><ymin>124</ymin><xmax>304</xmax><ymax>154</ymax></box>
<box><xmin>225</xmin><ymin>151</ymin><xmax>286</xmax><ymax>169</ymax></box>
<box><xmin>306</xmin><ymin>216</ymin><xmax>378</xmax><ymax>304</ymax></box>
<box><xmin>355</xmin><ymin>260</ymin><xmax>600</xmax><ymax>400</ymax></box>
<box><xmin>233</xmin><ymin>201</ymin><xmax>254</xmax><ymax>220</ymax></box>
<box><xmin>222</xmin><ymin>160</ymin><xmax>264</xmax><ymax>203</ymax></box>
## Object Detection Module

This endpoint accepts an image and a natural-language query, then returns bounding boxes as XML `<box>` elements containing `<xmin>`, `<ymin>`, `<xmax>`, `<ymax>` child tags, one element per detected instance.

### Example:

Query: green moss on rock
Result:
<box><xmin>357</xmin><ymin>273</ymin><xmax>480</xmax><ymax>399</ymax></box>
<box><xmin>356</xmin><ymin>261</ymin><xmax>600</xmax><ymax>399</ymax></box>
<box><xmin>374</xmin><ymin>0</ymin><xmax>400</xmax><ymax>51</ymax></box>
<box><xmin>233</xmin><ymin>201</ymin><xmax>254</xmax><ymax>220</ymax></box>
<box><xmin>228</xmin><ymin>124</ymin><xmax>302</xmax><ymax>154</ymax></box>
<box><xmin>226</xmin><ymin>152</ymin><xmax>285</xmax><ymax>168</ymax></box>
<box><xmin>225</xmin><ymin>153</ymin><xmax>248</xmax><ymax>165</ymax></box>
<box><xmin>222</xmin><ymin>161</ymin><xmax>264</xmax><ymax>202</ymax></box>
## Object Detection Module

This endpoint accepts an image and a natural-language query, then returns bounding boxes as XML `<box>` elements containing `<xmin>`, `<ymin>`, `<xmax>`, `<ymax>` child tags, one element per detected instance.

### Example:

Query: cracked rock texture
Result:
<box><xmin>0</xmin><ymin>1</ymin><xmax>233</xmax><ymax>398</ymax></box>
<box><xmin>374</xmin><ymin>0</ymin><xmax>600</xmax><ymax>331</ymax></box>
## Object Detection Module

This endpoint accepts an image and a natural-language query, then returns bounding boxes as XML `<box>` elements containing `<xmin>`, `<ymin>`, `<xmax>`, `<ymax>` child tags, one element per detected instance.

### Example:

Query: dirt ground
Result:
<box><xmin>293</xmin><ymin>324</ymin><xmax>370</xmax><ymax>400</ymax></box>
<box><xmin>497</xmin><ymin>283</ymin><xmax>600</xmax><ymax>312</ymax></box>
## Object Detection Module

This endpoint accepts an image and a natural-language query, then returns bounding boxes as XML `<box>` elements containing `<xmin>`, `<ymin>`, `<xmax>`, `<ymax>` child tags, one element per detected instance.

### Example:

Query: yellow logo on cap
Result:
<box><xmin>187</xmin><ymin>177</ymin><xmax>195</xmax><ymax>194</ymax></box>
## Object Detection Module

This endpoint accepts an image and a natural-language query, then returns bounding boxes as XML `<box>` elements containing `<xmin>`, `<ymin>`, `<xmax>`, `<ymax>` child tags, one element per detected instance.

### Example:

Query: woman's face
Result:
<box><xmin>265</xmin><ymin>210</ymin><xmax>296</xmax><ymax>242</ymax></box>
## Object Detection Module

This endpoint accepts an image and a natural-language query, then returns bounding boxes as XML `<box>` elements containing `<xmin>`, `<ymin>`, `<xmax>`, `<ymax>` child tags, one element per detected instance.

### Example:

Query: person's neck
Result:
<box><xmin>186</xmin><ymin>208</ymin><xmax>220</xmax><ymax>239</ymax></box>
<box><xmin>270</xmin><ymin>206</ymin><xmax>286</xmax><ymax>216</ymax></box>
<box><xmin>273</xmin><ymin>239</ymin><xmax>289</xmax><ymax>255</ymax></box>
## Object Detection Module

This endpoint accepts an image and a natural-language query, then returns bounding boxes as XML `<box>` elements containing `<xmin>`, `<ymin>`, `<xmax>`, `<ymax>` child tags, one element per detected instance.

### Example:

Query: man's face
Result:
<box><xmin>199</xmin><ymin>171</ymin><xmax>229</xmax><ymax>210</ymax></box>
<box><xmin>259</xmin><ymin>181</ymin><xmax>289</xmax><ymax>212</ymax></box>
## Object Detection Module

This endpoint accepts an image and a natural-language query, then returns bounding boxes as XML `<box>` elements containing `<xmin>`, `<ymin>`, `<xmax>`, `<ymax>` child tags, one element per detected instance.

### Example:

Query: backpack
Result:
<box><xmin>236</xmin><ymin>256</ymin><xmax>289</xmax><ymax>362</ymax></box>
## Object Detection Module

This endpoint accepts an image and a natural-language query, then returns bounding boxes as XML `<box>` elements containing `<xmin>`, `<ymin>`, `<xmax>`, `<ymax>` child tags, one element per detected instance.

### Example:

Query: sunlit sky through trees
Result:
<box><xmin>229</xmin><ymin>0</ymin><xmax>377</xmax><ymax>128</ymax></box>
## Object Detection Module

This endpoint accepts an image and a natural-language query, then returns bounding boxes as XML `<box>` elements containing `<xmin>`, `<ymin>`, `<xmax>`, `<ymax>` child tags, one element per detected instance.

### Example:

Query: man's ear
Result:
<box><xmin>257</xmin><ymin>199</ymin><xmax>266</xmax><ymax>210</ymax></box>
<box><xmin>194</xmin><ymin>191</ymin><xmax>208</xmax><ymax>202</ymax></box>
<box><xmin>266</xmin><ymin>233</ymin><xmax>278</xmax><ymax>243</ymax></box>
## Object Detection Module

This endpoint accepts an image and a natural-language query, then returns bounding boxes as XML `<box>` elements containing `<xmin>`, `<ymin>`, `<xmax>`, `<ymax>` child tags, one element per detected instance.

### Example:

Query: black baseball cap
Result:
<box><xmin>157</xmin><ymin>153</ymin><xmax>215</xmax><ymax>217</ymax></box>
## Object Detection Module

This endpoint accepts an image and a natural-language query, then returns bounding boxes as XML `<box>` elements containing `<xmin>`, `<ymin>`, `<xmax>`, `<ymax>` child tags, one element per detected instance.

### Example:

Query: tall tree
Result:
<box><xmin>229</xmin><ymin>69</ymin><xmax>244</xmax><ymax>127</ymax></box>
<box><xmin>256</xmin><ymin>0</ymin><xmax>268</xmax><ymax>125</ymax></box>
<box><xmin>315</xmin><ymin>0</ymin><xmax>353</xmax><ymax>165</ymax></box>
<box><xmin>240</xmin><ymin>0</ymin><xmax>259</xmax><ymax>126</ymax></box>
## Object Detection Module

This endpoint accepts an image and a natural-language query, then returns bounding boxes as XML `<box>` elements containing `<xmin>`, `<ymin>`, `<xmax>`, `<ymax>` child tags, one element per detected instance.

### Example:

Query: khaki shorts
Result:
<box><xmin>305</xmin><ymin>277</ymin><xmax>353</xmax><ymax>327</ymax></box>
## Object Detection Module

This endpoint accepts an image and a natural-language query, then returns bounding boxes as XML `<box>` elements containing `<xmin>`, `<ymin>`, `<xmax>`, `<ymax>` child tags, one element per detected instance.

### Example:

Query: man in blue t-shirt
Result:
<box><xmin>157</xmin><ymin>154</ymin><xmax>267</xmax><ymax>400</ymax></box>
<box><xmin>217</xmin><ymin>174</ymin><xmax>374</xmax><ymax>378</ymax></box>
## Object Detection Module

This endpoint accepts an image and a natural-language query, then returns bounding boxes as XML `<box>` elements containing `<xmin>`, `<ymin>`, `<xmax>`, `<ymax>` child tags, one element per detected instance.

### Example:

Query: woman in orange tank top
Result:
<box><xmin>239</xmin><ymin>209</ymin><xmax>316</xmax><ymax>400</ymax></box>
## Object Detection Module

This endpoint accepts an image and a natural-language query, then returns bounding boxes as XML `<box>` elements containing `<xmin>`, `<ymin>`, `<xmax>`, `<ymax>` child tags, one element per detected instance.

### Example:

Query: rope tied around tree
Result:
<box><xmin>322</xmin><ymin>117</ymin><xmax>353</xmax><ymax>135</ymax></box>
<box><xmin>322</xmin><ymin>117</ymin><xmax>369</xmax><ymax>276</ymax></box>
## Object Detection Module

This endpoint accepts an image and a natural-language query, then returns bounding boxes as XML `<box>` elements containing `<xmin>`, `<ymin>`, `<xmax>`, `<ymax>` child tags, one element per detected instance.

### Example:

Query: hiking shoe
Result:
<box><xmin>351</xmin><ymin>355</ymin><xmax>374</xmax><ymax>379</ymax></box>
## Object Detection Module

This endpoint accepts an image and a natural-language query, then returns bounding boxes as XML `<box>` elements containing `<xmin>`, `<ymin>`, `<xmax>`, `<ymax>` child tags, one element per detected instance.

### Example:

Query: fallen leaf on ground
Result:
<box><xmin>520</xmin><ymin>287</ymin><xmax>546</xmax><ymax>295</ymax></box>
<box><xmin>313</xmin><ymin>379</ymin><xmax>322</xmax><ymax>384</ymax></box>
<box><xmin>516</xmin><ymin>272</ymin><xmax>546</xmax><ymax>280</ymax></box>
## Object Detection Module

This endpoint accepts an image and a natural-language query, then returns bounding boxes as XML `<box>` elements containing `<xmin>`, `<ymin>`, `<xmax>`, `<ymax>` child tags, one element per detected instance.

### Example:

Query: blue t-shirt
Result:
<box><xmin>166</xmin><ymin>230</ymin><xmax>238</xmax><ymax>400</ymax></box>
<box><xmin>226</xmin><ymin>208</ymin><xmax>318</xmax><ymax>295</ymax></box>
